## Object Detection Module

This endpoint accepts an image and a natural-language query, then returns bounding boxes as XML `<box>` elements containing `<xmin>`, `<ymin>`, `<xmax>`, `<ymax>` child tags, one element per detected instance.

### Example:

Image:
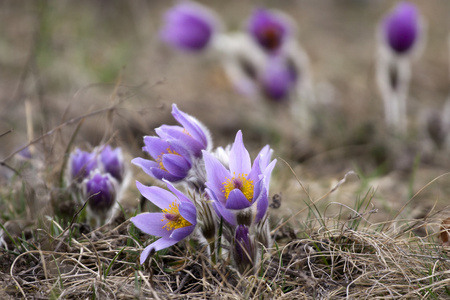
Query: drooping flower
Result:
<box><xmin>131</xmin><ymin>181</ymin><xmax>197</xmax><ymax>264</ymax></box>
<box><xmin>382</xmin><ymin>2</ymin><xmax>420</xmax><ymax>55</ymax></box>
<box><xmin>155</xmin><ymin>104</ymin><xmax>212</xmax><ymax>158</ymax></box>
<box><xmin>232</xmin><ymin>224</ymin><xmax>258</xmax><ymax>274</ymax></box>
<box><xmin>160</xmin><ymin>1</ymin><xmax>220</xmax><ymax>52</ymax></box>
<box><xmin>132</xmin><ymin>136</ymin><xmax>192</xmax><ymax>183</ymax></box>
<box><xmin>82</xmin><ymin>170</ymin><xmax>118</xmax><ymax>226</ymax></box>
<box><xmin>68</xmin><ymin>148</ymin><xmax>98</xmax><ymax>183</ymax></box>
<box><xmin>99</xmin><ymin>145</ymin><xmax>125</xmax><ymax>183</ymax></box>
<box><xmin>247</xmin><ymin>8</ymin><xmax>292</xmax><ymax>53</ymax></box>
<box><xmin>203</xmin><ymin>130</ymin><xmax>276</xmax><ymax>226</ymax></box>
<box><xmin>260</xmin><ymin>56</ymin><xmax>298</xmax><ymax>102</ymax></box>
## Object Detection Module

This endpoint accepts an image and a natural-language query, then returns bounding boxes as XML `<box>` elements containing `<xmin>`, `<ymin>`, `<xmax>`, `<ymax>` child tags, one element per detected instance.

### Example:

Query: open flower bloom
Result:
<box><xmin>203</xmin><ymin>130</ymin><xmax>276</xmax><ymax>226</ymax></box>
<box><xmin>68</xmin><ymin>148</ymin><xmax>98</xmax><ymax>183</ymax></box>
<box><xmin>82</xmin><ymin>170</ymin><xmax>118</xmax><ymax>226</ymax></box>
<box><xmin>247</xmin><ymin>8</ymin><xmax>293</xmax><ymax>53</ymax></box>
<box><xmin>155</xmin><ymin>104</ymin><xmax>212</xmax><ymax>158</ymax></box>
<box><xmin>160</xmin><ymin>1</ymin><xmax>220</xmax><ymax>52</ymax></box>
<box><xmin>132</xmin><ymin>136</ymin><xmax>192</xmax><ymax>183</ymax></box>
<box><xmin>98</xmin><ymin>145</ymin><xmax>125</xmax><ymax>183</ymax></box>
<box><xmin>382</xmin><ymin>2</ymin><xmax>419</xmax><ymax>55</ymax></box>
<box><xmin>131</xmin><ymin>181</ymin><xmax>197</xmax><ymax>264</ymax></box>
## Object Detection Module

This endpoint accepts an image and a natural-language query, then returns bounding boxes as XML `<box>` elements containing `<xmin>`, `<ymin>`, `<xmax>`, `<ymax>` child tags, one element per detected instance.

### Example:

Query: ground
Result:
<box><xmin>0</xmin><ymin>1</ymin><xmax>450</xmax><ymax>299</ymax></box>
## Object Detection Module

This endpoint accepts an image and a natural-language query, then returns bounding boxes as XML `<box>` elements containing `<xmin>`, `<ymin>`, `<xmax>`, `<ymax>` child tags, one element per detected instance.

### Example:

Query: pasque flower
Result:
<box><xmin>383</xmin><ymin>2</ymin><xmax>419</xmax><ymax>55</ymax></box>
<box><xmin>247</xmin><ymin>8</ymin><xmax>292</xmax><ymax>52</ymax></box>
<box><xmin>132</xmin><ymin>137</ymin><xmax>192</xmax><ymax>183</ymax></box>
<box><xmin>131</xmin><ymin>181</ymin><xmax>197</xmax><ymax>264</ymax></box>
<box><xmin>99</xmin><ymin>145</ymin><xmax>125</xmax><ymax>183</ymax></box>
<box><xmin>160</xmin><ymin>1</ymin><xmax>220</xmax><ymax>52</ymax></box>
<box><xmin>203</xmin><ymin>130</ymin><xmax>276</xmax><ymax>226</ymax></box>
<box><xmin>132</xmin><ymin>105</ymin><xmax>212</xmax><ymax>183</ymax></box>
<box><xmin>260</xmin><ymin>56</ymin><xmax>298</xmax><ymax>102</ymax></box>
<box><xmin>82</xmin><ymin>170</ymin><xmax>118</xmax><ymax>226</ymax></box>
<box><xmin>156</xmin><ymin>104</ymin><xmax>212</xmax><ymax>158</ymax></box>
<box><xmin>68</xmin><ymin>148</ymin><xmax>98</xmax><ymax>183</ymax></box>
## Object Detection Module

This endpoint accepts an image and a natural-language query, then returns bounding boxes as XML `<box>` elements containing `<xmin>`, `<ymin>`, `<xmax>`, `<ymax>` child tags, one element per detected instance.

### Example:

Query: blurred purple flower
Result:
<box><xmin>203</xmin><ymin>130</ymin><xmax>276</xmax><ymax>226</ymax></box>
<box><xmin>82</xmin><ymin>170</ymin><xmax>117</xmax><ymax>222</ymax></box>
<box><xmin>247</xmin><ymin>8</ymin><xmax>291</xmax><ymax>52</ymax></box>
<box><xmin>383</xmin><ymin>2</ymin><xmax>419</xmax><ymax>54</ymax></box>
<box><xmin>156</xmin><ymin>104</ymin><xmax>212</xmax><ymax>158</ymax></box>
<box><xmin>99</xmin><ymin>145</ymin><xmax>125</xmax><ymax>183</ymax></box>
<box><xmin>160</xmin><ymin>1</ymin><xmax>219</xmax><ymax>52</ymax></box>
<box><xmin>68</xmin><ymin>148</ymin><xmax>98</xmax><ymax>183</ymax></box>
<box><xmin>260</xmin><ymin>56</ymin><xmax>298</xmax><ymax>101</ymax></box>
<box><xmin>132</xmin><ymin>136</ymin><xmax>192</xmax><ymax>183</ymax></box>
<box><xmin>131</xmin><ymin>181</ymin><xmax>197</xmax><ymax>264</ymax></box>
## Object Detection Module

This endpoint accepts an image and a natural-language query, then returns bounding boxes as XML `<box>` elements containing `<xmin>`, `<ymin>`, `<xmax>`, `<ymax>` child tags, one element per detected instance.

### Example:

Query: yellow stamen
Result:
<box><xmin>222</xmin><ymin>173</ymin><xmax>254</xmax><ymax>202</ymax></box>
<box><xmin>161</xmin><ymin>201</ymin><xmax>192</xmax><ymax>231</ymax></box>
<box><xmin>155</xmin><ymin>147</ymin><xmax>181</xmax><ymax>171</ymax></box>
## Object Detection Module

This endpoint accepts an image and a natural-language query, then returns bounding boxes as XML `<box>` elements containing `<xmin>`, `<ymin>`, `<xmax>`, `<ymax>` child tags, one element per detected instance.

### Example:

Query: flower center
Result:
<box><xmin>261</xmin><ymin>27</ymin><xmax>281</xmax><ymax>50</ymax></box>
<box><xmin>222</xmin><ymin>173</ymin><xmax>254</xmax><ymax>202</ymax></box>
<box><xmin>156</xmin><ymin>147</ymin><xmax>180</xmax><ymax>171</ymax></box>
<box><xmin>161</xmin><ymin>201</ymin><xmax>191</xmax><ymax>231</ymax></box>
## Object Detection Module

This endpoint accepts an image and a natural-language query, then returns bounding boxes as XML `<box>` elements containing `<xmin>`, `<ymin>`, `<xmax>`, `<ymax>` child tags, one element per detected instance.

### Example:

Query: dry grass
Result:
<box><xmin>2</xmin><ymin>210</ymin><xmax>450</xmax><ymax>299</ymax></box>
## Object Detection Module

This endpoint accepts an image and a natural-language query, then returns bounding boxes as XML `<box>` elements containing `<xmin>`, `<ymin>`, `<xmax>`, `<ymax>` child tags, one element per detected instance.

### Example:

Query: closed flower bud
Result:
<box><xmin>383</xmin><ymin>2</ymin><xmax>420</xmax><ymax>55</ymax></box>
<box><xmin>68</xmin><ymin>148</ymin><xmax>97</xmax><ymax>183</ymax></box>
<box><xmin>232</xmin><ymin>225</ymin><xmax>259</xmax><ymax>274</ymax></box>
<box><xmin>82</xmin><ymin>170</ymin><xmax>118</xmax><ymax>227</ymax></box>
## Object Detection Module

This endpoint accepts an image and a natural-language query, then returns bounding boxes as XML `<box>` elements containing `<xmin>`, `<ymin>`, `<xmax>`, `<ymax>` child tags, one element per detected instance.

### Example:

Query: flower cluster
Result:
<box><xmin>132</xmin><ymin>105</ymin><xmax>276</xmax><ymax>274</ymax></box>
<box><xmin>67</xmin><ymin>145</ymin><xmax>130</xmax><ymax>227</ymax></box>
<box><xmin>158</xmin><ymin>1</ymin><xmax>313</xmax><ymax>106</ymax></box>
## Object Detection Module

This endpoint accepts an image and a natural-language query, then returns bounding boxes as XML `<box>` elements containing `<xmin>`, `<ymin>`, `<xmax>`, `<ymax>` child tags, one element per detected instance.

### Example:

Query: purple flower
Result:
<box><xmin>132</xmin><ymin>136</ymin><xmax>192</xmax><ymax>183</ymax></box>
<box><xmin>156</xmin><ymin>104</ymin><xmax>212</xmax><ymax>158</ymax></box>
<box><xmin>99</xmin><ymin>145</ymin><xmax>125</xmax><ymax>183</ymax></box>
<box><xmin>131</xmin><ymin>181</ymin><xmax>197</xmax><ymax>264</ymax></box>
<box><xmin>203</xmin><ymin>130</ymin><xmax>276</xmax><ymax>226</ymax></box>
<box><xmin>160</xmin><ymin>1</ymin><xmax>219</xmax><ymax>52</ymax></box>
<box><xmin>247</xmin><ymin>8</ymin><xmax>291</xmax><ymax>52</ymax></box>
<box><xmin>260</xmin><ymin>56</ymin><xmax>298</xmax><ymax>101</ymax></box>
<box><xmin>383</xmin><ymin>2</ymin><xmax>419</xmax><ymax>54</ymax></box>
<box><xmin>82</xmin><ymin>171</ymin><xmax>118</xmax><ymax>225</ymax></box>
<box><xmin>68</xmin><ymin>148</ymin><xmax>98</xmax><ymax>183</ymax></box>
<box><xmin>233</xmin><ymin>225</ymin><xmax>258</xmax><ymax>274</ymax></box>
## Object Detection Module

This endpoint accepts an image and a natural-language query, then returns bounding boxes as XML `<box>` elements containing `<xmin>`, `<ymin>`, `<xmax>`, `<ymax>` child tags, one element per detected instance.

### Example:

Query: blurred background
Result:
<box><xmin>1</xmin><ymin>0</ymin><xmax>449</xmax><ymax>223</ymax></box>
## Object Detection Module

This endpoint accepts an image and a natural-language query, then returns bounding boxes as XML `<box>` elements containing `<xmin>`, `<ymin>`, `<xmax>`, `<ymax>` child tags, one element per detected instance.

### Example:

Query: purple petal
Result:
<box><xmin>179</xmin><ymin>202</ymin><xmax>197</xmax><ymax>225</ymax></box>
<box><xmin>156</xmin><ymin>125</ymin><xmax>204</xmax><ymax>157</ymax></box>
<box><xmin>213</xmin><ymin>201</ymin><xmax>236</xmax><ymax>226</ymax></box>
<box><xmin>225</xmin><ymin>189</ymin><xmax>252</xmax><ymax>210</ymax></box>
<box><xmin>172</xmin><ymin>104</ymin><xmax>208</xmax><ymax>148</ymax></box>
<box><xmin>139</xmin><ymin>237</ymin><xmax>179</xmax><ymax>264</ymax></box>
<box><xmin>132</xmin><ymin>158</ymin><xmax>160</xmax><ymax>177</ymax></box>
<box><xmin>165</xmin><ymin>180</ymin><xmax>192</xmax><ymax>203</ymax></box>
<box><xmin>142</xmin><ymin>136</ymin><xmax>169</xmax><ymax>159</ymax></box>
<box><xmin>170</xmin><ymin>225</ymin><xmax>194</xmax><ymax>240</ymax></box>
<box><xmin>149</xmin><ymin>167</ymin><xmax>185</xmax><ymax>182</ymax></box>
<box><xmin>229</xmin><ymin>130</ymin><xmax>251</xmax><ymax>175</ymax></box>
<box><xmin>162</xmin><ymin>154</ymin><xmax>191</xmax><ymax>177</ymax></box>
<box><xmin>136</xmin><ymin>181</ymin><xmax>177</xmax><ymax>209</ymax></box>
<box><xmin>255</xmin><ymin>180</ymin><xmax>269</xmax><ymax>223</ymax></box>
<box><xmin>203</xmin><ymin>150</ymin><xmax>230</xmax><ymax>203</ymax></box>
<box><xmin>131</xmin><ymin>213</ymin><xmax>172</xmax><ymax>238</ymax></box>
<box><xmin>262</xmin><ymin>159</ymin><xmax>277</xmax><ymax>189</ymax></box>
